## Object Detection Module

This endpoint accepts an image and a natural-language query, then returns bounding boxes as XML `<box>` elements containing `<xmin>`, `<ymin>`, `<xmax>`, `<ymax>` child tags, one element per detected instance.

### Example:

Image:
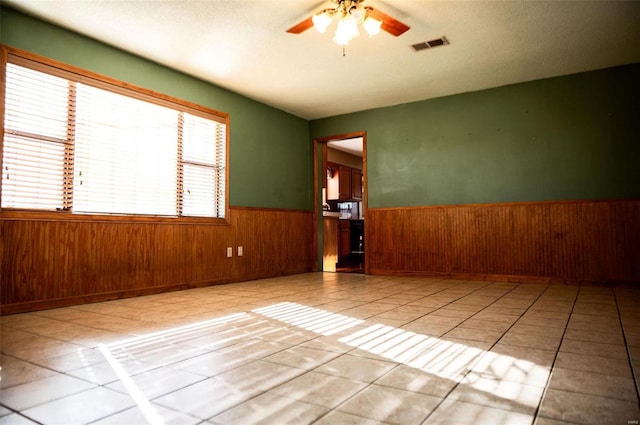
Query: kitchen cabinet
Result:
<box><xmin>327</xmin><ymin>162</ymin><xmax>362</xmax><ymax>201</ymax></box>
<box><xmin>338</xmin><ymin>166</ymin><xmax>352</xmax><ymax>200</ymax></box>
<box><xmin>351</xmin><ymin>169</ymin><xmax>363</xmax><ymax>201</ymax></box>
<box><xmin>339</xmin><ymin>220</ymin><xmax>351</xmax><ymax>257</ymax></box>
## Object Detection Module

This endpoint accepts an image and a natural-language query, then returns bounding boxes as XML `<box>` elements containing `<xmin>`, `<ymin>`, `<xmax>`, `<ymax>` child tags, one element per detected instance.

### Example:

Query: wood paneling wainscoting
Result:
<box><xmin>367</xmin><ymin>199</ymin><xmax>640</xmax><ymax>284</ymax></box>
<box><xmin>1</xmin><ymin>207</ymin><xmax>313</xmax><ymax>314</ymax></box>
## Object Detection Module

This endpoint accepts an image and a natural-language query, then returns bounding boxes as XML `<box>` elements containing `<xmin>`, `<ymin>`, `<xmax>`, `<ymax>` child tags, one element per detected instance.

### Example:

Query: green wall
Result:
<box><xmin>311</xmin><ymin>64</ymin><xmax>640</xmax><ymax>208</ymax></box>
<box><xmin>0</xmin><ymin>8</ymin><xmax>312</xmax><ymax>210</ymax></box>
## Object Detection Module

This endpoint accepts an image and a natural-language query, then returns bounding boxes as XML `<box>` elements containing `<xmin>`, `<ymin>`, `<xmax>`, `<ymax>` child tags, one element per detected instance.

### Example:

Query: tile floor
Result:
<box><xmin>1</xmin><ymin>273</ymin><xmax>639</xmax><ymax>425</ymax></box>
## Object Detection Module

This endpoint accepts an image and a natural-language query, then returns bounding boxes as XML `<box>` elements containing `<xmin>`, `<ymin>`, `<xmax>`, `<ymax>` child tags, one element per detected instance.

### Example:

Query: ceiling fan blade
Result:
<box><xmin>286</xmin><ymin>16</ymin><xmax>314</xmax><ymax>34</ymax></box>
<box><xmin>365</xmin><ymin>6</ymin><xmax>410</xmax><ymax>36</ymax></box>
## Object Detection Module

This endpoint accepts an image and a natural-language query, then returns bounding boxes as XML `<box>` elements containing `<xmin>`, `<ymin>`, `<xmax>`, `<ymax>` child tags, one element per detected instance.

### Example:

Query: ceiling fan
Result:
<box><xmin>286</xmin><ymin>0</ymin><xmax>410</xmax><ymax>47</ymax></box>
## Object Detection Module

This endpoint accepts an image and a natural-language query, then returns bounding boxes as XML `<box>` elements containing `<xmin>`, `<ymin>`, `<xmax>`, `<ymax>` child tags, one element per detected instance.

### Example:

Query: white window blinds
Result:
<box><xmin>181</xmin><ymin>113</ymin><xmax>226</xmax><ymax>217</ymax></box>
<box><xmin>1</xmin><ymin>56</ymin><xmax>228</xmax><ymax>219</ymax></box>
<box><xmin>73</xmin><ymin>84</ymin><xmax>179</xmax><ymax>216</ymax></box>
<box><xmin>2</xmin><ymin>63</ymin><xmax>72</xmax><ymax>210</ymax></box>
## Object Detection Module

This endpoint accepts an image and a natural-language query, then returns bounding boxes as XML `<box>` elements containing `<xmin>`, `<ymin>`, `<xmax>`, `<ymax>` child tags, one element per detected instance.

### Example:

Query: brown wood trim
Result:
<box><xmin>362</xmin><ymin>132</ymin><xmax>369</xmax><ymax>274</ymax></box>
<box><xmin>0</xmin><ymin>206</ymin><xmax>311</xmax><ymax>224</ymax></box>
<box><xmin>1</xmin><ymin>284</ymin><xmax>191</xmax><ymax>315</ymax></box>
<box><xmin>230</xmin><ymin>206</ymin><xmax>313</xmax><ymax>214</ymax></box>
<box><xmin>0</xmin><ymin>209</ymin><xmax>231</xmax><ymax>225</ymax></box>
<box><xmin>367</xmin><ymin>197</ymin><xmax>640</xmax><ymax>212</ymax></box>
<box><xmin>367</xmin><ymin>269</ymin><xmax>628</xmax><ymax>286</ymax></box>
<box><xmin>311</xmin><ymin>141</ymin><xmax>321</xmax><ymax>272</ymax></box>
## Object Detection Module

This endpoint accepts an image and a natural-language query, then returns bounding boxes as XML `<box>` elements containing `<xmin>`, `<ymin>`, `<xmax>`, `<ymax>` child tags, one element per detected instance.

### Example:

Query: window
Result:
<box><xmin>1</xmin><ymin>48</ymin><xmax>228</xmax><ymax>220</ymax></box>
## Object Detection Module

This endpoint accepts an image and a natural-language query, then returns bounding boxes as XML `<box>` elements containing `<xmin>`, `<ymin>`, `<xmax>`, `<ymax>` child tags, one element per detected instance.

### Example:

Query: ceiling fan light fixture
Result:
<box><xmin>312</xmin><ymin>11</ymin><xmax>332</xmax><ymax>34</ymax></box>
<box><xmin>287</xmin><ymin>1</ymin><xmax>410</xmax><ymax>47</ymax></box>
<box><xmin>362</xmin><ymin>16</ymin><xmax>382</xmax><ymax>37</ymax></box>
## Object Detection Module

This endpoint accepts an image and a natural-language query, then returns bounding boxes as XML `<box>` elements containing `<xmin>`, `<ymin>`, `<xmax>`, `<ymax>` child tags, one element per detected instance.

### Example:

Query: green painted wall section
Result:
<box><xmin>1</xmin><ymin>8</ymin><xmax>313</xmax><ymax>210</ymax></box>
<box><xmin>311</xmin><ymin>64</ymin><xmax>640</xmax><ymax>208</ymax></box>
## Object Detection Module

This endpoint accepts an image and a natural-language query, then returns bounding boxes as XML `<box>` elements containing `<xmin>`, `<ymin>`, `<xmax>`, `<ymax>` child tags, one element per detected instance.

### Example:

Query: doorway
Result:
<box><xmin>313</xmin><ymin>131</ymin><xmax>367</xmax><ymax>274</ymax></box>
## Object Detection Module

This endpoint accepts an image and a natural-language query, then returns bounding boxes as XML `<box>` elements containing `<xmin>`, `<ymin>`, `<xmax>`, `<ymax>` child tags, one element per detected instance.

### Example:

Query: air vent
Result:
<box><xmin>411</xmin><ymin>36</ymin><xmax>449</xmax><ymax>52</ymax></box>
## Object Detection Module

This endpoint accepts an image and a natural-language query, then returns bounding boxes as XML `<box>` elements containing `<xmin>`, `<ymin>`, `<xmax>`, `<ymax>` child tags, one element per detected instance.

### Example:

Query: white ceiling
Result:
<box><xmin>4</xmin><ymin>0</ymin><xmax>640</xmax><ymax>120</ymax></box>
<box><xmin>329</xmin><ymin>137</ymin><xmax>363</xmax><ymax>157</ymax></box>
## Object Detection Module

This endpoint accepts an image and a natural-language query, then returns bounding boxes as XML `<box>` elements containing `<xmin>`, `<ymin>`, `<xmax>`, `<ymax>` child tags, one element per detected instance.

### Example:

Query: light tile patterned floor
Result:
<box><xmin>1</xmin><ymin>273</ymin><xmax>639</xmax><ymax>425</ymax></box>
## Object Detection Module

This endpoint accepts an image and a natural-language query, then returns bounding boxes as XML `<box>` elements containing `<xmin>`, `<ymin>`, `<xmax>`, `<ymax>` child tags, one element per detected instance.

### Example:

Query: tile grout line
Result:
<box><xmin>612</xmin><ymin>287</ymin><xmax>640</xmax><ymax>408</ymax></box>
<box><xmin>529</xmin><ymin>284</ymin><xmax>581</xmax><ymax>423</ymax></box>
<box><xmin>0</xmin><ymin>405</ymin><xmax>45</xmax><ymax>425</ymax></box>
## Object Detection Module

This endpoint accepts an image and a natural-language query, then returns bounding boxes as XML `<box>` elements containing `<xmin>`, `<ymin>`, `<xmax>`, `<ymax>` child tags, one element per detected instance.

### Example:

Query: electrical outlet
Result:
<box><xmin>226</xmin><ymin>247</ymin><xmax>233</xmax><ymax>258</ymax></box>
<box><xmin>237</xmin><ymin>246</ymin><xmax>243</xmax><ymax>256</ymax></box>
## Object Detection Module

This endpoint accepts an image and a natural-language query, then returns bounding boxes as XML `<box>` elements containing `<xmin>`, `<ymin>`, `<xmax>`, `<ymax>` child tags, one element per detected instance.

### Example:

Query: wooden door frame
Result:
<box><xmin>312</xmin><ymin>130</ymin><xmax>368</xmax><ymax>273</ymax></box>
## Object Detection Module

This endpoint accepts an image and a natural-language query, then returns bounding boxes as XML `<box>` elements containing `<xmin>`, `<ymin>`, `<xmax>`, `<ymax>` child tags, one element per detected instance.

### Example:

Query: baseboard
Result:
<box><xmin>0</xmin><ymin>269</ymin><xmax>311</xmax><ymax>315</ymax></box>
<box><xmin>367</xmin><ymin>268</ymin><xmax>637</xmax><ymax>286</ymax></box>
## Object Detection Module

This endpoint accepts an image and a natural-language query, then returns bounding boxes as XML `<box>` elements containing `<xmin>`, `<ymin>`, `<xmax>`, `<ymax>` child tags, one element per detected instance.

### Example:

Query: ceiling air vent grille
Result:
<box><xmin>412</xmin><ymin>37</ymin><xmax>449</xmax><ymax>52</ymax></box>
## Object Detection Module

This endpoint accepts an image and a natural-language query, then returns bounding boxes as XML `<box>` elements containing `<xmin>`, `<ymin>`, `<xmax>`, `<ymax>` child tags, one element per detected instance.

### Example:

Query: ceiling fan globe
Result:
<box><xmin>334</xmin><ymin>14</ymin><xmax>360</xmax><ymax>46</ymax></box>
<box><xmin>312</xmin><ymin>12</ymin><xmax>332</xmax><ymax>34</ymax></box>
<box><xmin>362</xmin><ymin>16</ymin><xmax>382</xmax><ymax>37</ymax></box>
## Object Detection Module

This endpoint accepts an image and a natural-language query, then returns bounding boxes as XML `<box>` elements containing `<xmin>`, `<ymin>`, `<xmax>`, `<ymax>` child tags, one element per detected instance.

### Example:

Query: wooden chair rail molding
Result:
<box><xmin>0</xmin><ymin>206</ymin><xmax>314</xmax><ymax>314</ymax></box>
<box><xmin>366</xmin><ymin>198</ymin><xmax>640</xmax><ymax>284</ymax></box>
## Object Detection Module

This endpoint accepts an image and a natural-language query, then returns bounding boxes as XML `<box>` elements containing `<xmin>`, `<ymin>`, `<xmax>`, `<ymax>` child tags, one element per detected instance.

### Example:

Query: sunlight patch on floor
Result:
<box><xmin>98</xmin><ymin>302</ymin><xmax>550</xmax><ymax>423</ymax></box>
